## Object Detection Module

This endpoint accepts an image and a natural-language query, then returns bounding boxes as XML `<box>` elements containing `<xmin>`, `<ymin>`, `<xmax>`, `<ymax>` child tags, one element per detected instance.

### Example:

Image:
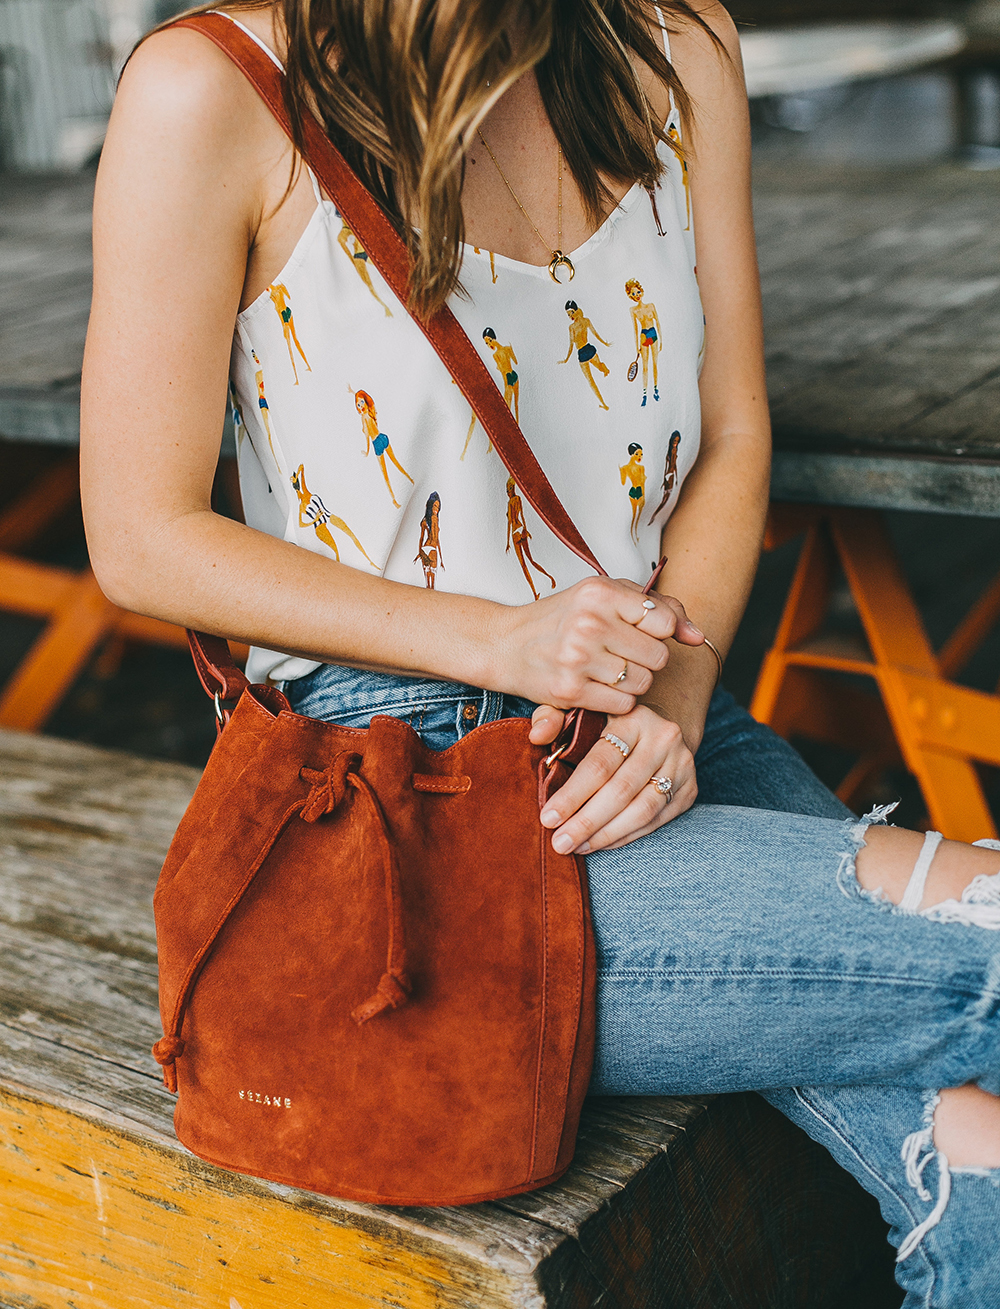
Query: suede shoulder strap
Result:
<box><xmin>175</xmin><ymin>10</ymin><xmax>605</xmax><ymax>578</ymax></box>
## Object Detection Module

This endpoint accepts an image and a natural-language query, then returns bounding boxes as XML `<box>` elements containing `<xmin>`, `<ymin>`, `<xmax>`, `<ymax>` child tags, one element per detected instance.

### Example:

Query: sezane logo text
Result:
<box><xmin>239</xmin><ymin>1090</ymin><xmax>291</xmax><ymax>1108</ymax></box>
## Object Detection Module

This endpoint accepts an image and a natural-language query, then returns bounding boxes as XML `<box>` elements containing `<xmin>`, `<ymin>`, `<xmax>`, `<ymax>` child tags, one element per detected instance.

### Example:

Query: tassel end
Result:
<box><xmin>351</xmin><ymin>970</ymin><xmax>412</xmax><ymax>1025</ymax></box>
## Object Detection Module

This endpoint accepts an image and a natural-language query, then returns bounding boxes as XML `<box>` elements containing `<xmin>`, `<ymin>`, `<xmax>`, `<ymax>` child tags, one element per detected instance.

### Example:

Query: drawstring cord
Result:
<box><xmin>152</xmin><ymin>751</ymin><xmax>411</xmax><ymax>1091</ymax></box>
<box><xmin>299</xmin><ymin>760</ymin><xmax>412</xmax><ymax>1024</ymax></box>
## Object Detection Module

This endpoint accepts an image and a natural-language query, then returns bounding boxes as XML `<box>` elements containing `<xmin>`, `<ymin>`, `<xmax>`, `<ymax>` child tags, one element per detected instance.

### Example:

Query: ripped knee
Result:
<box><xmin>898</xmin><ymin>1086</ymin><xmax>1000</xmax><ymax>1265</ymax></box>
<box><xmin>854</xmin><ymin>823</ymin><xmax>1000</xmax><ymax>927</ymax></box>
<box><xmin>935</xmin><ymin>1085</ymin><xmax>1000</xmax><ymax>1169</ymax></box>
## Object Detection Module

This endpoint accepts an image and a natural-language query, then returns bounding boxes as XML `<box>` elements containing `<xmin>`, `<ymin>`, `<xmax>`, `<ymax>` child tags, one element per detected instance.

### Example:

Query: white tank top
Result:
<box><xmin>225</xmin><ymin>15</ymin><xmax>704</xmax><ymax>685</ymax></box>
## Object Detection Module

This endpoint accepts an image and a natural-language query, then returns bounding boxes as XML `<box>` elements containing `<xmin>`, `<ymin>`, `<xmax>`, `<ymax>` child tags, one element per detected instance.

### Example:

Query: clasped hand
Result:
<box><xmin>498</xmin><ymin>576</ymin><xmax>705</xmax><ymax>855</ymax></box>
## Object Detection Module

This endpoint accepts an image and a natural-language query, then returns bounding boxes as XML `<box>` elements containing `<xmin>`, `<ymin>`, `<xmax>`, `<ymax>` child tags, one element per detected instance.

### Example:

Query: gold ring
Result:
<box><xmin>651</xmin><ymin>776</ymin><xmax>674</xmax><ymax>802</ymax></box>
<box><xmin>602</xmin><ymin>732</ymin><xmax>630</xmax><ymax>759</ymax></box>
<box><xmin>614</xmin><ymin>662</ymin><xmax>628</xmax><ymax>685</ymax></box>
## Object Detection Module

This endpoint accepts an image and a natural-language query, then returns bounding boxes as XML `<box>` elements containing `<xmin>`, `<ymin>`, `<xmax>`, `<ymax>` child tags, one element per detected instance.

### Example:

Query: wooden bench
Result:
<box><xmin>0</xmin><ymin>728</ymin><xmax>904</xmax><ymax>1308</ymax></box>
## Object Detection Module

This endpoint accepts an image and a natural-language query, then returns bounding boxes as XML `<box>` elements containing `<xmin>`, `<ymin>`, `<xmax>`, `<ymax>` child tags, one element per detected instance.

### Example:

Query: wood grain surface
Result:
<box><xmin>0</xmin><ymin>174</ymin><xmax>93</xmax><ymax>445</ymax></box>
<box><xmin>755</xmin><ymin>161</ymin><xmax>1000</xmax><ymax>467</ymax></box>
<box><xmin>0</xmin><ymin>727</ymin><xmax>903</xmax><ymax>1308</ymax></box>
<box><xmin>3</xmin><ymin>162</ymin><xmax>998</xmax><ymax>474</ymax></box>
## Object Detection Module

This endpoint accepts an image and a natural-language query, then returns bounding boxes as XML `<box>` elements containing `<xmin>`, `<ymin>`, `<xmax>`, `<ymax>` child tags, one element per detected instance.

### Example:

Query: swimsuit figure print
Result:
<box><xmin>625</xmin><ymin>278</ymin><xmax>661</xmax><ymax>405</ymax></box>
<box><xmin>620</xmin><ymin>443</ymin><xmax>646</xmax><ymax>543</ymax></box>
<box><xmin>506</xmin><ymin>477</ymin><xmax>556</xmax><ymax>600</ymax></box>
<box><xmin>337</xmin><ymin>216</ymin><xmax>394</xmax><ymax>316</ymax></box>
<box><xmin>268</xmin><ymin>283</ymin><xmax>311</xmax><ymax>385</ymax></box>
<box><xmin>289</xmin><ymin>464</ymin><xmax>379</xmax><ymax>569</ymax></box>
<box><xmin>415</xmin><ymin>492</ymin><xmax>443</xmax><ymax>589</ymax></box>
<box><xmin>482</xmin><ymin>328</ymin><xmax>519</xmax><ymax>422</ymax></box>
<box><xmin>251</xmin><ymin>348</ymin><xmax>281</xmax><ymax>471</ymax></box>
<box><xmin>473</xmin><ymin>247</ymin><xmax>498</xmax><ymax>283</ymax></box>
<box><xmin>558</xmin><ymin>301</ymin><xmax>612</xmax><ymax>410</ymax></box>
<box><xmin>667</xmin><ymin>123</ymin><xmax>691</xmax><ymax>231</ymax></box>
<box><xmin>229</xmin><ymin>381</ymin><xmax>247</xmax><ymax>453</ymax></box>
<box><xmin>649</xmin><ymin>430</ymin><xmax>682</xmax><ymax>524</ymax></box>
<box><xmin>351</xmin><ymin>388</ymin><xmax>414</xmax><ymax>508</ymax></box>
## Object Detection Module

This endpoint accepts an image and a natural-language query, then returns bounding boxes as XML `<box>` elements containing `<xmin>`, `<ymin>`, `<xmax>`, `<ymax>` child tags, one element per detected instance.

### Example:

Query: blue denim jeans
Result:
<box><xmin>285</xmin><ymin>665</ymin><xmax>1000</xmax><ymax>1307</ymax></box>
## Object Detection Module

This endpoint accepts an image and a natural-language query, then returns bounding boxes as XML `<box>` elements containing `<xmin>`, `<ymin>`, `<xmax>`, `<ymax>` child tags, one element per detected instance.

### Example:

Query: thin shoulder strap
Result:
<box><xmin>654</xmin><ymin>3</ymin><xmax>671</xmax><ymax>59</ymax></box>
<box><xmin>175</xmin><ymin>10</ymin><xmax>604</xmax><ymax>580</ymax></box>
<box><xmin>653</xmin><ymin>5</ymin><xmax>678</xmax><ymax>117</ymax></box>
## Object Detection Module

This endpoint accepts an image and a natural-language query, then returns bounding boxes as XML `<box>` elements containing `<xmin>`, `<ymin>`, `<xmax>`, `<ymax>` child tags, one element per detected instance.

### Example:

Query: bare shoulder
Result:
<box><xmin>668</xmin><ymin>2</ymin><xmax>744</xmax><ymax>91</ymax></box>
<box><xmin>112</xmin><ymin>24</ymin><xmax>277</xmax><ymax>164</ymax></box>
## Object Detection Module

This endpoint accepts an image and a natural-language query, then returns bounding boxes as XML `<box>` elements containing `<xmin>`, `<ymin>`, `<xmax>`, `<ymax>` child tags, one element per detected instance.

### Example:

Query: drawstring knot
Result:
<box><xmin>151</xmin><ymin>1035</ymin><xmax>186</xmax><ymax>1093</ymax></box>
<box><xmin>300</xmin><ymin>753</ymin><xmax>359</xmax><ymax>821</ymax></box>
<box><xmin>351</xmin><ymin>968</ymin><xmax>412</xmax><ymax>1024</ymax></box>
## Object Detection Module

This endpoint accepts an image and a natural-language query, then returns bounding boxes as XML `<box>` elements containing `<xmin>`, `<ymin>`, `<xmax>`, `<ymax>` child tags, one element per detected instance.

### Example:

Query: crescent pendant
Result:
<box><xmin>549</xmin><ymin>252</ymin><xmax>575</xmax><ymax>284</ymax></box>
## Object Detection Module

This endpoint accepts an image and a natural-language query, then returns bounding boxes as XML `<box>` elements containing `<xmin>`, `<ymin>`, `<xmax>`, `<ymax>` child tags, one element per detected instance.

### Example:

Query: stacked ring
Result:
<box><xmin>614</xmin><ymin>661</ymin><xmax>629</xmax><ymax>685</ymax></box>
<box><xmin>651</xmin><ymin>775</ymin><xmax>674</xmax><ymax>802</ymax></box>
<box><xmin>602</xmin><ymin>732</ymin><xmax>631</xmax><ymax>759</ymax></box>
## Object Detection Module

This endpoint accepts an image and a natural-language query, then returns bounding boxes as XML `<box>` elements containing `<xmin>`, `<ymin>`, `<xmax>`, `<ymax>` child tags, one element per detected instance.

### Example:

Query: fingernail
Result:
<box><xmin>552</xmin><ymin>833</ymin><xmax>573</xmax><ymax>854</ymax></box>
<box><xmin>577</xmin><ymin>842</ymin><xmax>591</xmax><ymax>854</ymax></box>
<box><xmin>686</xmin><ymin>621</ymin><xmax>703</xmax><ymax>636</ymax></box>
<box><xmin>540</xmin><ymin>808</ymin><xmax>559</xmax><ymax>827</ymax></box>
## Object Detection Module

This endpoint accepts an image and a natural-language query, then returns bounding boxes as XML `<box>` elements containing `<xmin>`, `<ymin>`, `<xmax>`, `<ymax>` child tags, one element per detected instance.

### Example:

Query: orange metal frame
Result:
<box><xmin>0</xmin><ymin>455</ymin><xmax>246</xmax><ymax>733</ymax></box>
<box><xmin>752</xmin><ymin>504</ymin><xmax>1000</xmax><ymax>842</ymax></box>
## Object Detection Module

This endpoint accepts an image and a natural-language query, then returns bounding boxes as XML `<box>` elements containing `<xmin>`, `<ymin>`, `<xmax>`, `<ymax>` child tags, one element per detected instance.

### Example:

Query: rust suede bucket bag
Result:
<box><xmin>151</xmin><ymin>12</ymin><xmax>657</xmax><ymax>1207</ymax></box>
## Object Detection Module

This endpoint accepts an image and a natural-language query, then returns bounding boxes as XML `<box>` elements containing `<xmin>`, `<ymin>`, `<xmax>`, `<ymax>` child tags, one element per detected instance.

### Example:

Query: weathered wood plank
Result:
<box><xmin>752</xmin><ymin>161</ymin><xmax>1000</xmax><ymax>474</ymax></box>
<box><xmin>0</xmin><ymin>1082</ymin><xmax>553</xmax><ymax>1309</ymax></box>
<box><xmin>0</xmin><ymin>727</ymin><xmax>904</xmax><ymax>1307</ymax></box>
<box><xmin>0</xmin><ymin>175</ymin><xmax>94</xmax><ymax>400</ymax></box>
<box><xmin>3</xmin><ymin>164</ymin><xmax>999</xmax><ymax>504</ymax></box>
<box><xmin>771</xmin><ymin>451</ymin><xmax>1000</xmax><ymax>516</ymax></box>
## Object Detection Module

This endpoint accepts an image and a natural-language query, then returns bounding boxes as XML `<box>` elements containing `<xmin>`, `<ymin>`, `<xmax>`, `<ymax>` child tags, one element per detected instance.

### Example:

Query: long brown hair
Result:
<box><xmin>170</xmin><ymin>1</ymin><xmax>722</xmax><ymax>316</ymax></box>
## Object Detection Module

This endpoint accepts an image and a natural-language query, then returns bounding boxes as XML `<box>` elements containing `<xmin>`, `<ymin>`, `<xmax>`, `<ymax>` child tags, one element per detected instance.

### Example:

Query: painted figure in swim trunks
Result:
<box><xmin>268</xmin><ymin>283</ymin><xmax>311</xmax><ymax>385</ymax></box>
<box><xmin>337</xmin><ymin>216</ymin><xmax>393</xmax><ymax>316</ymax></box>
<box><xmin>668</xmin><ymin>123</ymin><xmax>691</xmax><ymax>231</ymax></box>
<box><xmin>505</xmin><ymin>476</ymin><xmax>556</xmax><ymax>601</ymax></box>
<box><xmin>415</xmin><ymin>491</ymin><xmax>443</xmax><ymax>589</ymax></box>
<box><xmin>473</xmin><ymin>246</ymin><xmax>498</xmax><ymax>283</ymax></box>
<box><xmin>251</xmin><ymin>348</ymin><xmax>280</xmax><ymax>470</ymax></box>
<box><xmin>619</xmin><ymin>443</ymin><xmax>646</xmax><ymax>542</ymax></box>
<box><xmin>625</xmin><ymin>278</ymin><xmax>662</xmax><ymax>406</ymax></box>
<box><xmin>229</xmin><ymin>381</ymin><xmax>247</xmax><ymax>454</ymax></box>
<box><xmin>353</xmin><ymin>389</ymin><xmax>414</xmax><ymax>508</ymax></box>
<box><xmin>558</xmin><ymin>301</ymin><xmax>612</xmax><ymax>410</ymax></box>
<box><xmin>289</xmin><ymin>464</ymin><xmax>378</xmax><ymax>569</ymax></box>
<box><xmin>648</xmin><ymin>430</ymin><xmax>682</xmax><ymax>524</ymax></box>
<box><xmin>482</xmin><ymin>328</ymin><xmax>520</xmax><ymax>423</ymax></box>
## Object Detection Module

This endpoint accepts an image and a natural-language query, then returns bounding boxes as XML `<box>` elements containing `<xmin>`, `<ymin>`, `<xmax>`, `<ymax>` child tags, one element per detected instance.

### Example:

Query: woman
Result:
<box><xmin>414</xmin><ymin>491</ymin><xmax>443</xmax><ymax>589</ymax></box>
<box><xmin>81</xmin><ymin>1</ymin><xmax>1000</xmax><ymax>1300</ymax></box>
<box><xmin>353</xmin><ymin>388</ymin><xmax>414</xmax><ymax>508</ymax></box>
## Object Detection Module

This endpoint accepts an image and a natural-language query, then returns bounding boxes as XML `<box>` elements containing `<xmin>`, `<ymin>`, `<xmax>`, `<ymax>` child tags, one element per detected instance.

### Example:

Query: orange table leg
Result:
<box><xmin>0</xmin><ymin>454</ymin><xmax>80</xmax><ymax>552</ymax></box>
<box><xmin>0</xmin><ymin>455</ymin><xmax>249</xmax><ymax>732</ymax></box>
<box><xmin>0</xmin><ymin>568</ymin><xmax>116</xmax><ymax>731</ymax></box>
<box><xmin>752</xmin><ymin>506</ymin><xmax>998</xmax><ymax>841</ymax></box>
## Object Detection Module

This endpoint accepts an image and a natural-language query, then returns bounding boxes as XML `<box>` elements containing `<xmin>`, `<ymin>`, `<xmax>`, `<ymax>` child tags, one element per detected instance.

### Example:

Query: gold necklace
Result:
<box><xmin>476</xmin><ymin>129</ymin><xmax>575</xmax><ymax>284</ymax></box>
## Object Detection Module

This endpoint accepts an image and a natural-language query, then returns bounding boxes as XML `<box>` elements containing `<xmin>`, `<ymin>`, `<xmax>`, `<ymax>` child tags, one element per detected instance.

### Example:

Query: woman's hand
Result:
<box><xmin>530</xmin><ymin>703</ymin><xmax>697</xmax><ymax>853</ymax></box>
<box><xmin>496</xmin><ymin>576</ymin><xmax>705</xmax><ymax>716</ymax></box>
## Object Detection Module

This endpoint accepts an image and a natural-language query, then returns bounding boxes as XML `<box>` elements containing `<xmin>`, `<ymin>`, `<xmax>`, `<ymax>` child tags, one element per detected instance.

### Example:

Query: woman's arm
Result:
<box><xmin>81</xmin><ymin>25</ymin><xmax>695</xmax><ymax>718</ymax></box>
<box><xmin>530</xmin><ymin>4</ymin><xmax>771</xmax><ymax>853</ymax></box>
<box><xmin>641</xmin><ymin>2</ymin><xmax>770</xmax><ymax>751</ymax></box>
